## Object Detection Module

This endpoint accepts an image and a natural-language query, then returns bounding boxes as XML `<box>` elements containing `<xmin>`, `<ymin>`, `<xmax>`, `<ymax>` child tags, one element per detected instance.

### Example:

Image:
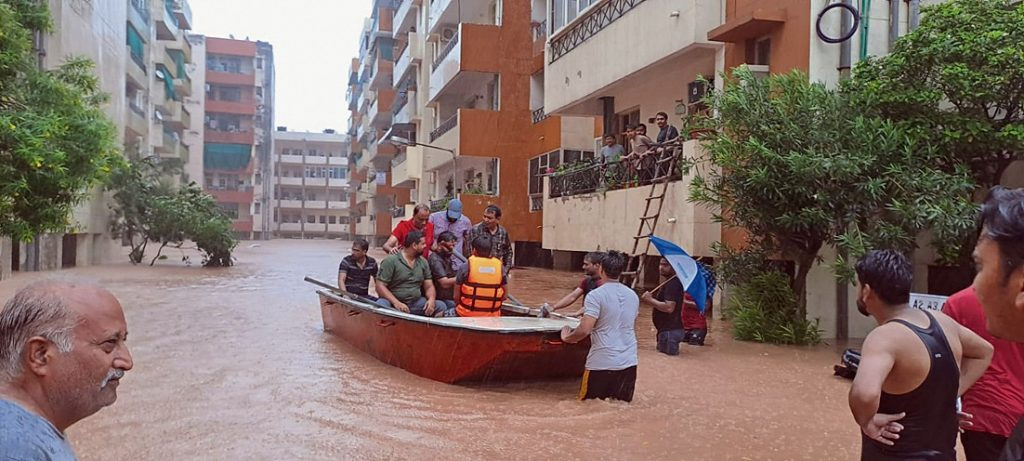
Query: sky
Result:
<box><xmin>188</xmin><ymin>0</ymin><xmax>371</xmax><ymax>133</ymax></box>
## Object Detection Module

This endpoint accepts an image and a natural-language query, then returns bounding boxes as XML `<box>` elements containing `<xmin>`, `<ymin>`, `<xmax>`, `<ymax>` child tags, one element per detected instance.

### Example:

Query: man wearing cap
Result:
<box><xmin>428</xmin><ymin>199</ymin><xmax>472</xmax><ymax>270</ymax></box>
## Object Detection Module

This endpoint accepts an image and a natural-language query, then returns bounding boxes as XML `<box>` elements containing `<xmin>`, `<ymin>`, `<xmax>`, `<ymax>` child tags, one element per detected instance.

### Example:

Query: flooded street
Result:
<box><xmin>1</xmin><ymin>239</ymin><xmax>863</xmax><ymax>460</ymax></box>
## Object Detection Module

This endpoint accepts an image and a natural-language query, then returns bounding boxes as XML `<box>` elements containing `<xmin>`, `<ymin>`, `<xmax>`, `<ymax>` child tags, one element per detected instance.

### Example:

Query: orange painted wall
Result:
<box><xmin>722</xmin><ymin>0</ymin><xmax>811</xmax><ymax>75</ymax></box>
<box><xmin>206</xmin><ymin>37</ymin><xmax>257</xmax><ymax>56</ymax></box>
<box><xmin>205</xmin><ymin>99</ymin><xmax>257</xmax><ymax>116</ymax></box>
<box><xmin>206</xmin><ymin>70</ymin><xmax>256</xmax><ymax>86</ymax></box>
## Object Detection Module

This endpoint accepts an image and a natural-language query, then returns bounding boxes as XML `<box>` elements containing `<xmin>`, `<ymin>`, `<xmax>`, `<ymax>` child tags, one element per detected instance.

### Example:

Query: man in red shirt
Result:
<box><xmin>944</xmin><ymin>287</ymin><xmax>1024</xmax><ymax>460</ymax></box>
<box><xmin>382</xmin><ymin>203</ymin><xmax>434</xmax><ymax>258</ymax></box>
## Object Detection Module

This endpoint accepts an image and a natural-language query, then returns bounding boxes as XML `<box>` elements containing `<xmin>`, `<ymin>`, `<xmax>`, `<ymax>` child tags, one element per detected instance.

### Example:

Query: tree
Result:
<box><xmin>0</xmin><ymin>1</ymin><xmax>121</xmax><ymax>242</ymax></box>
<box><xmin>686</xmin><ymin>68</ymin><xmax>976</xmax><ymax>320</ymax></box>
<box><xmin>845</xmin><ymin>0</ymin><xmax>1024</xmax><ymax>189</ymax></box>
<box><xmin>108</xmin><ymin>157</ymin><xmax>237</xmax><ymax>267</ymax></box>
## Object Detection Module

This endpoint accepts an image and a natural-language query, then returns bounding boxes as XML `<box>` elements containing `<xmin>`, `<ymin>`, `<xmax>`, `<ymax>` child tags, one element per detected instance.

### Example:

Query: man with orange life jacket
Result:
<box><xmin>454</xmin><ymin>235</ymin><xmax>508</xmax><ymax>317</ymax></box>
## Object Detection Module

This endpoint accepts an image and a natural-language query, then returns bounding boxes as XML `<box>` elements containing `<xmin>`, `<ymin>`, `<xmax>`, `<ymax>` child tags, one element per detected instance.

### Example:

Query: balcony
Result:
<box><xmin>368</xmin><ymin>89</ymin><xmax>394</xmax><ymax>128</ymax></box>
<box><xmin>160</xmin><ymin>98</ymin><xmax>191</xmax><ymax>130</ymax></box>
<box><xmin>126</xmin><ymin>104</ymin><xmax>148</xmax><ymax>138</ymax></box>
<box><xmin>172</xmin><ymin>0</ymin><xmax>192</xmax><ymax>30</ymax></box>
<box><xmin>391</xmin><ymin>146</ymin><xmax>423</xmax><ymax>187</ymax></box>
<box><xmin>278</xmin><ymin>177</ymin><xmax>303</xmax><ymax>186</ymax></box>
<box><xmin>129</xmin><ymin>0</ymin><xmax>151</xmax><ymax>39</ymax></box>
<box><xmin>276</xmin><ymin>199</ymin><xmax>303</xmax><ymax>209</ymax></box>
<box><xmin>154</xmin><ymin>0</ymin><xmax>180</xmax><ymax>41</ymax></box>
<box><xmin>156</xmin><ymin>130</ymin><xmax>184</xmax><ymax>158</ymax></box>
<box><xmin>277</xmin><ymin>154</ymin><xmax>305</xmax><ymax>164</ymax></box>
<box><xmin>208</xmin><ymin>186</ymin><xmax>255</xmax><ymax>204</ymax></box>
<box><xmin>428</xmin><ymin>24</ymin><xmax>500</xmax><ymax>103</ymax></box>
<box><xmin>393</xmin><ymin>0</ymin><xmax>419</xmax><ymax>39</ymax></box>
<box><xmin>126</xmin><ymin>53</ymin><xmax>147</xmax><ymax>89</ymax></box>
<box><xmin>369</xmin><ymin>55</ymin><xmax>393</xmax><ymax>90</ymax></box>
<box><xmin>328</xmin><ymin>200</ymin><xmax>349</xmax><ymax>210</ymax></box>
<box><xmin>206</xmin><ymin>70</ymin><xmax>255</xmax><ymax>86</ymax></box>
<box><xmin>364</xmin><ymin>138</ymin><xmax>398</xmax><ymax>167</ymax></box>
<box><xmin>205</xmin><ymin>99</ymin><xmax>257</xmax><ymax>116</ymax></box>
<box><xmin>205</xmin><ymin>129</ymin><xmax>255</xmax><ymax>145</ymax></box>
<box><xmin>278</xmin><ymin>222</ymin><xmax>303</xmax><ymax>233</ymax></box>
<box><xmin>393</xmin><ymin>32</ymin><xmax>422</xmax><ymax>85</ymax></box>
<box><xmin>428</xmin><ymin>0</ymin><xmax>495</xmax><ymax>35</ymax></box>
<box><xmin>544</xmin><ymin>0</ymin><xmax>722</xmax><ymax>114</ymax></box>
<box><xmin>392</xmin><ymin>90</ymin><xmax>418</xmax><ymax>125</ymax></box>
<box><xmin>231</xmin><ymin>219</ymin><xmax>254</xmax><ymax>233</ymax></box>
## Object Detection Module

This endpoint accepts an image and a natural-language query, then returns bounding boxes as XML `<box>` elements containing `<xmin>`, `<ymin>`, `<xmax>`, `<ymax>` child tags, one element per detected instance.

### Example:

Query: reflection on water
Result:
<box><xmin>0</xmin><ymin>240</ymin><xmax>861</xmax><ymax>460</ymax></box>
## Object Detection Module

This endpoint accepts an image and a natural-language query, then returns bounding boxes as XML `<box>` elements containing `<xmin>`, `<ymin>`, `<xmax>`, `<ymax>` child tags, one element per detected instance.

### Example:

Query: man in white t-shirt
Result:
<box><xmin>560</xmin><ymin>250</ymin><xmax>639</xmax><ymax>402</ymax></box>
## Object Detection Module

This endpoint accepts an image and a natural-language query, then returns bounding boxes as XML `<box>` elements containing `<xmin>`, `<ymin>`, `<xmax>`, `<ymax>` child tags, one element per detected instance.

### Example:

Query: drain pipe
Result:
<box><xmin>839</xmin><ymin>0</ymin><xmax>853</xmax><ymax>78</ymax></box>
<box><xmin>908</xmin><ymin>0</ymin><xmax>921</xmax><ymax>31</ymax></box>
<box><xmin>858</xmin><ymin>0</ymin><xmax>872</xmax><ymax>61</ymax></box>
<box><xmin>888</xmin><ymin>0</ymin><xmax>900</xmax><ymax>50</ymax></box>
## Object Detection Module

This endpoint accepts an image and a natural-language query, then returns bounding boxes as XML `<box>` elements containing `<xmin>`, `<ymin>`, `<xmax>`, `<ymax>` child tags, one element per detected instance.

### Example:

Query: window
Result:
<box><xmin>217</xmin><ymin>203</ymin><xmax>239</xmax><ymax>219</ymax></box>
<box><xmin>256</xmin><ymin>57</ymin><xmax>263</xmax><ymax>69</ymax></box>
<box><xmin>308</xmin><ymin>149</ymin><xmax>318</xmax><ymax>157</ymax></box>
<box><xmin>747</xmin><ymin>37</ymin><xmax>771</xmax><ymax>66</ymax></box>
<box><xmin>253</xmin><ymin>202</ymin><xmax>261</xmax><ymax>215</ymax></box>
<box><xmin>282</xmin><ymin>148</ymin><xmax>290</xmax><ymax>155</ymax></box>
<box><xmin>307</xmin><ymin>215</ymin><xmax>316</xmax><ymax>223</ymax></box>
<box><xmin>329</xmin><ymin>216</ymin><xmax>337</xmax><ymax>224</ymax></box>
<box><xmin>292</xmin><ymin>148</ymin><xmax>303</xmax><ymax>156</ymax></box>
<box><xmin>256</xmin><ymin>86</ymin><xmax>263</xmax><ymax>97</ymax></box>
<box><xmin>255</xmin><ymin>173</ymin><xmax>262</xmax><ymax>185</ymax></box>
<box><xmin>319</xmin><ymin>215</ymin><xmax>327</xmax><ymax>224</ymax></box>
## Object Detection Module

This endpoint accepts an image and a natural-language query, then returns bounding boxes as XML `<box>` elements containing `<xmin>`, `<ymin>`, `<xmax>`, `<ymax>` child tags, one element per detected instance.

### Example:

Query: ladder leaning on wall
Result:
<box><xmin>620</xmin><ymin>144</ymin><xmax>680</xmax><ymax>290</ymax></box>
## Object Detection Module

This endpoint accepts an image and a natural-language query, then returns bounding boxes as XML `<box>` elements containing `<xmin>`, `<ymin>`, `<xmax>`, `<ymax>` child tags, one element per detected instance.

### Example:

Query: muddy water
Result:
<box><xmin>0</xmin><ymin>239</ymin><xmax>864</xmax><ymax>460</ymax></box>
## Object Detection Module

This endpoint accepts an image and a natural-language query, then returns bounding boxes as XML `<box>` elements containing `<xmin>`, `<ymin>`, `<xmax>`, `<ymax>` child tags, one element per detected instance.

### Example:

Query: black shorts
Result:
<box><xmin>578</xmin><ymin>366</ymin><xmax>637</xmax><ymax>402</ymax></box>
<box><xmin>961</xmin><ymin>430</ymin><xmax>1006</xmax><ymax>461</ymax></box>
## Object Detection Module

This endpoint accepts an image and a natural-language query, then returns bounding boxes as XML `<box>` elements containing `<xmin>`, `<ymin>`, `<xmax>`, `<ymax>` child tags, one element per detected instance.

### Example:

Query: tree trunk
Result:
<box><xmin>791</xmin><ymin>243</ymin><xmax>823</xmax><ymax>322</ymax></box>
<box><xmin>149</xmin><ymin>241</ymin><xmax>168</xmax><ymax>266</ymax></box>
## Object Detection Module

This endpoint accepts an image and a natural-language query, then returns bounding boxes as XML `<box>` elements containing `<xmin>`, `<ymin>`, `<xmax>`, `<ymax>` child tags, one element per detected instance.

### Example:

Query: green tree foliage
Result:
<box><xmin>0</xmin><ymin>1</ymin><xmax>121</xmax><ymax>241</ymax></box>
<box><xmin>108</xmin><ymin>158</ymin><xmax>237</xmax><ymax>267</ymax></box>
<box><xmin>845</xmin><ymin>0</ymin><xmax>1024</xmax><ymax>189</ymax></box>
<box><xmin>686</xmin><ymin>68</ymin><xmax>976</xmax><ymax>321</ymax></box>
<box><xmin>726</xmin><ymin>271</ymin><xmax>822</xmax><ymax>345</ymax></box>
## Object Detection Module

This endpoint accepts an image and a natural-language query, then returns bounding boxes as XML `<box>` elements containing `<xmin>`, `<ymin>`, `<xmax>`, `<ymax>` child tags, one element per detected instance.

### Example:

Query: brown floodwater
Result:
<box><xmin>0</xmin><ymin>239</ymin><xmax>867</xmax><ymax>460</ymax></box>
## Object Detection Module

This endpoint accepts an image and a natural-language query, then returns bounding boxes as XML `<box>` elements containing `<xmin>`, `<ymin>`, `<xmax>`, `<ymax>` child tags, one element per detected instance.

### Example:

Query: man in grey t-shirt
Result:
<box><xmin>0</xmin><ymin>281</ymin><xmax>134</xmax><ymax>460</ymax></box>
<box><xmin>561</xmin><ymin>250</ymin><xmax>639</xmax><ymax>402</ymax></box>
<box><xmin>599</xmin><ymin>134</ymin><xmax>625</xmax><ymax>164</ymax></box>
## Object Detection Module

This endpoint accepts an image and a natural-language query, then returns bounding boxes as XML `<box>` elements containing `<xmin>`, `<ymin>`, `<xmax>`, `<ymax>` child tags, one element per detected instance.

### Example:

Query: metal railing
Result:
<box><xmin>531</xmin><ymin>20</ymin><xmax>547</xmax><ymax>41</ymax></box>
<box><xmin>549</xmin><ymin>0</ymin><xmax>647</xmax><ymax>64</ymax></box>
<box><xmin>530</xmin><ymin>194</ymin><xmax>544</xmax><ymax>211</ymax></box>
<box><xmin>432</xmin><ymin>29</ymin><xmax>460</xmax><ymax>71</ymax></box>
<box><xmin>429</xmin><ymin>113</ymin><xmax>458</xmax><ymax>142</ymax></box>
<box><xmin>392</xmin><ymin>206</ymin><xmax>407</xmax><ymax>218</ymax></box>
<box><xmin>531</xmin><ymin>107</ymin><xmax>549</xmax><ymax>124</ymax></box>
<box><xmin>548</xmin><ymin>146</ymin><xmax>680</xmax><ymax>198</ymax></box>
<box><xmin>429</xmin><ymin>197</ymin><xmax>453</xmax><ymax>212</ymax></box>
<box><xmin>131</xmin><ymin>0</ymin><xmax>151</xmax><ymax>22</ymax></box>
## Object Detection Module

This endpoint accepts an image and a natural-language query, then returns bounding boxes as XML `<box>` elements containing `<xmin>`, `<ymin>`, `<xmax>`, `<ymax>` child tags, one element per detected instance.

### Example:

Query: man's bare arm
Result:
<box><xmin>382</xmin><ymin>235</ymin><xmax>400</xmax><ymax>254</ymax></box>
<box><xmin>337</xmin><ymin>272</ymin><xmax>347</xmax><ymax>291</ymax></box>
<box><xmin>551</xmin><ymin>288</ymin><xmax>584</xmax><ymax>310</ymax></box>
<box><xmin>850</xmin><ymin>329</ymin><xmax>897</xmax><ymax>427</ymax></box>
<box><xmin>956</xmin><ymin>322</ymin><xmax>994</xmax><ymax>396</ymax></box>
<box><xmin>562</xmin><ymin>315</ymin><xmax>596</xmax><ymax>344</ymax></box>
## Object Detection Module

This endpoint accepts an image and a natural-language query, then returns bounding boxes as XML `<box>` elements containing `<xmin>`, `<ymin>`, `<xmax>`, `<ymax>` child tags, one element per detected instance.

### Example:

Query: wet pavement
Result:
<box><xmin>0</xmin><ymin>239</ymin><xmax>866</xmax><ymax>460</ymax></box>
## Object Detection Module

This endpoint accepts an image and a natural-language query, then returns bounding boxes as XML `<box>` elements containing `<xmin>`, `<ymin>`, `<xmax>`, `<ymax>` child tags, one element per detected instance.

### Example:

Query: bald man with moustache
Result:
<box><xmin>0</xmin><ymin>281</ymin><xmax>134</xmax><ymax>460</ymax></box>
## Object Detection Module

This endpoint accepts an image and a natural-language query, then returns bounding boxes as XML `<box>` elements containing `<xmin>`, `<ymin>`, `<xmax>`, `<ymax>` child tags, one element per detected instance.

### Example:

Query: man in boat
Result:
<box><xmin>0</xmin><ymin>281</ymin><xmax>133</xmax><ymax>458</ymax></box>
<box><xmin>464</xmin><ymin>205</ymin><xmax>513</xmax><ymax>278</ymax></box>
<box><xmin>969</xmin><ymin>186</ymin><xmax>1024</xmax><ymax>461</ymax></box>
<box><xmin>454</xmin><ymin>235</ymin><xmax>508</xmax><ymax>317</ymax></box>
<box><xmin>383</xmin><ymin>204</ymin><xmax>434</xmax><ymax>258</ymax></box>
<box><xmin>427</xmin><ymin>231</ymin><xmax>460</xmax><ymax>317</ymax></box>
<box><xmin>849</xmin><ymin>250</ymin><xmax>993</xmax><ymax>460</ymax></box>
<box><xmin>641</xmin><ymin>257</ymin><xmax>688</xmax><ymax>356</ymax></box>
<box><xmin>374</xmin><ymin>230</ymin><xmax>440</xmax><ymax>316</ymax></box>
<box><xmin>560</xmin><ymin>250</ymin><xmax>639</xmax><ymax>402</ymax></box>
<box><xmin>428</xmin><ymin>199</ymin><xmax>472</xmax><ymax>270</ymax></box>
<box><xmin>548</xmin><ymin>251</ymin><xmax>605</xmax><ymax>317</ymax></box>
<box><xmin>338</xmin><ymin>238</ymin><xmax>378</xmax><ymax>300</ymax></box>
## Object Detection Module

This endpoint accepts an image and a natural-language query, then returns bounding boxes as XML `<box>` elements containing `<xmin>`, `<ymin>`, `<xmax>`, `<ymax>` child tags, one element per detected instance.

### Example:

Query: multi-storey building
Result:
<box><xmin>272</xmin><ymin>130</ymin><xmax>350</xmax><ymax>239</ymax></box>
<box><xmin>347</xmin><ymin>0</ymin><xmax>599</xmax><ymax>266</ymax></box>
<box><xmin>201</xmin><ymin>37</ymin><xmax>275</xmax><ymax>240</ymax></box>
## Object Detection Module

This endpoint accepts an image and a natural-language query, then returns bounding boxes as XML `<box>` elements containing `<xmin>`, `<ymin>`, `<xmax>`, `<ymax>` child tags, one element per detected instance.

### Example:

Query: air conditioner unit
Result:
<box><xmin>440</xmin><ymin>27</ymin><xmax>457</xmax><ymax>41</ymax></box>
<box><xmin>687</xmin><ymin>79</ymin><xmax>713</xmax><ymax>104</ymax></box>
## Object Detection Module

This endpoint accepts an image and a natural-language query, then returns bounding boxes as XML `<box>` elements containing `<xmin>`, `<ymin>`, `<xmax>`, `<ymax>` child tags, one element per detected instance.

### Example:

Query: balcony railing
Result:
<box><xmin>392</xmin><ymin>206</ymin><xmax>407</xmax><ymax>218</ymax></box>
<box><xmin>531</xmin><ymin>20</ymin><xmax>547</xmax><ymax>41</ymax></box>
<box><xmin>530</xmin><ymin>194</ymin><xmax>544</xmax><ymax>211</ymax></box>
<box><xmin>432</xmin><ymin>29</ymin><xmax>460</xmax><ymax>71</ymax></box>
<box><xmin>391</xmin><ymin>151</ymin><xmax>407</xmax><ymax>168</ymax></box>
<box><xmin>549</xmin><ymin>0</ymin><xmax>647</xmax><ymax>64</ymax></box>
<box><xmin>429</xmin><ymin>113</ymin><xmax>457</xmax><ymax>142</ymax></box>
<box><xmin>392</xmin><ymin>91</ymin><xmax>409</xmax><ymax>115</ymax></box>
<box><xmin>429</xmin><ymin>197</ymin><xmax>453</xmax><ymax>212</ymax></box>
<box><xmin>131</xmin><ymin>0</ymin><xmax>151</xmax><ymax>22</ymax></box>
<box><xmin>531</xmin><ymin>107</ymin><xmax>549</xmax><ymax>124</ymax></box>
<box><xmin>548</xmin><ymin>146</ymin><xmax>680</xmax><ymax>198</ymax></box>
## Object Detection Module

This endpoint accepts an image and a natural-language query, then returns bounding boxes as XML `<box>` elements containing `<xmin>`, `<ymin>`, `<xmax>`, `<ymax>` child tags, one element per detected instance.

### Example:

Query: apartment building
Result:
<box><xmin>202</xmin><ymin>37</ymin><xmax>276</xmax><ymax>240</ymax></box>
<box><xmin>347</xmin><ymin>0</ymin><xmax>598</xmax><ymax>265</ymax></box>
<box><xmin>346</xmin><ymin>1</ymin><xmax>411</xmax><ymax>247</ymax></box>
<box><xmin>4</xmin><ymin>0</ymin><xmax>195</xmax><ymax>278</ymax></box>
<box><xmin>272</xmin><ymin>130</ymin><xmax>350</xmax><ymax>239</ymax></box>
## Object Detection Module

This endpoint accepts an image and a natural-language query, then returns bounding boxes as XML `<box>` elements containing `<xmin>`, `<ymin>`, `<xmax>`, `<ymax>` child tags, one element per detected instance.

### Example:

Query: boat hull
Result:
<box><xmin>317</xmin><ymin>292</ymin><xmax>590</xmax><ymax>384</ymax></box>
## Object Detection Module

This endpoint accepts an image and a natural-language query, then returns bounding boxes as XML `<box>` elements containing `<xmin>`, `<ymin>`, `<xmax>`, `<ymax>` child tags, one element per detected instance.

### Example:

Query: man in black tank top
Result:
<box><xmin>971</xmin><ymin>187</ymin><xmax>1024</xmax><ymax>461</ymax></box>
<box><xmin>849</xmin><ymin>250</ymin><xmax>994</xmax><ymax>461</ymax></box>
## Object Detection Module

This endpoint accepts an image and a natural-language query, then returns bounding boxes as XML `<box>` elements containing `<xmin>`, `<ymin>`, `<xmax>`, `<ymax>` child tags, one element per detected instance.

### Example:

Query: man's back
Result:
<box><xmin>0</xmin><ymin>399</ymin><xmax>77</xmax><ymax>461</ymax></box>
<box><xmin>583</xmin><ymin>282</ymin><xmax>639</xmax><ymax>371</ymax></box>
<box><xmin>862</xmin><ymin>309</ymin><xmax>962</xmax><ymax>460</ymax></box>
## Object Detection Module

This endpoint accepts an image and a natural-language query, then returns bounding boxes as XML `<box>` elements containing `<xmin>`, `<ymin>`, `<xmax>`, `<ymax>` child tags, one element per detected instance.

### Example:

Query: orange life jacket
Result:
<box><xmin>457</xmin><ymin>256</ymin><xmax>506</xmax><ymax>317</ymax></box>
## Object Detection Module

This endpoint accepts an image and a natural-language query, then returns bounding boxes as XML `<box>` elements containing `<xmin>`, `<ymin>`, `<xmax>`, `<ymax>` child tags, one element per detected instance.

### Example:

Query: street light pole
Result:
<box><xmin>388</xmin><ymin>136</ymin><xmax>459</xmax><ymax>197</ymax></box>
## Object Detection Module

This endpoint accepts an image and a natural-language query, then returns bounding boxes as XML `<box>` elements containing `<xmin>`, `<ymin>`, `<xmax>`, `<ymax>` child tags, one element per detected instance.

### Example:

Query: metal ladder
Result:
<box><xmin>621</xmin><ymin>147</ymin><xmax>679</xmax><ymax>289</ymax></box>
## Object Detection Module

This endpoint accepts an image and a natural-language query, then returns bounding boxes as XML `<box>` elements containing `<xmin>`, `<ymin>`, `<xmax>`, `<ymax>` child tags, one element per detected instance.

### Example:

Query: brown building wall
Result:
<box><xmin>206</xmin><ymin>37</ymin><xmax>257</xmax><ymax>56</ymax></box>
<box><xmin>722</xmin><ymin>0</ymin><xmax>811</xmax><ymax>75</ymax></box>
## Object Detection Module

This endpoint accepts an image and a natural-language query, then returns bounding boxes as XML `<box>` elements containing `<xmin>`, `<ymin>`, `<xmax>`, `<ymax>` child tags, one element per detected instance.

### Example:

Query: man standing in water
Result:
<box><xmin>548</xmin><ymin>251</ymin><xmax>605</xmax><ymax>317</ymax></box>
<box><xmin>561</xmin><ymin>250</ymin><xmax>639</xmax><ymax>402</ymax></box>
<box><xmin>849</xmin><ymin>250</ymin><xmax>993</xmax><ymax>460</ymax></box>
<box><xmin>970</xmin><ymin>186</ymin><xmax>1024</xmax><ymax>461</ymax></box>
<box><xmin>0</xmin><ymin>281</ymin><xmax>134</xmax><ymax>459</ymax></box>
<box><xmin>641</xmin><ymin>257</ymin><xmax>686</xmax><ymax>356</ymax></box>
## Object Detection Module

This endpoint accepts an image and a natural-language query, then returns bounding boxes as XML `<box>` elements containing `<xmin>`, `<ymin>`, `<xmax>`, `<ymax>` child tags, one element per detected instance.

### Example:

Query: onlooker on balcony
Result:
<box><xmin>598</xmin><ymin>134</ymin><xmax>625</xmax><ymax>165</ymax></box>
<box><xmin>654</xmin><ymin>112</ymin><xmax>680</xmax><ymax>144</ymax></box>
<box><xmin>427</xmin><ymin>231</ymin><xmax>460</xmax><ymax>317</ymax></box>
<box><xmin>464</xmin><ymin>205</ymin><xmax>513</xmax><ymax>278</ymax></box>
<box><xmin>428</xmin><ymin>199</ymin><xmax>472</xmax><ymax>270</ymax></box>
<box><xmin>383</xmin><ymin>203</ymin><xmax>435</xmax><ymax>258</ymax></box>
<box><xmin>374</xmin><ymin>231</ymin><xmax>440</xmax><ymax>317</ymax></box>
<box><xmin>338</xmin><ymin>238</ymin><xmax>378</xmax><ymax>301</ymax></box>
<box><xmin>622</xmin><ymin>124</ymin><xmax>653</xmax><ymax>185</ymax></box>
<box><xmin>546</xmin><ymin>252</ymin><xmax>605</xmax><ymax>317</ymax></box>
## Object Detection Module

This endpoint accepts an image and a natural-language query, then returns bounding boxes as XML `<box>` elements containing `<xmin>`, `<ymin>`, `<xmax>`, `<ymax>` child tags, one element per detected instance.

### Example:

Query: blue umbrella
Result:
<box><xmin>648</xmin><ymin>235</ymin><xmax>712</xmax><ymax>313</ymax></box>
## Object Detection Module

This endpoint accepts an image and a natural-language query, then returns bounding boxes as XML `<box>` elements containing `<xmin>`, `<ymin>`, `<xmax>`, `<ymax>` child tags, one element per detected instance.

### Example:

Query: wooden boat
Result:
<box><xmin>307</xmin><ymin>277</ymin><xmax>591</xmax><ymax>384</ymax></box>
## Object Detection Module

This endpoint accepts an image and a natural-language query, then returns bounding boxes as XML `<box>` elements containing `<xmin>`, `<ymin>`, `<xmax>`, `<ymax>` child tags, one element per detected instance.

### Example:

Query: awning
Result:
<box><xmin>707</xmin><ymin>9</ymin><xmax>787</xmax><ymax>43</ymax></box>
<box><xmin>204</xmin><ymin>143</ymin><xmax>252</xmax><ymax>171</ymax></box>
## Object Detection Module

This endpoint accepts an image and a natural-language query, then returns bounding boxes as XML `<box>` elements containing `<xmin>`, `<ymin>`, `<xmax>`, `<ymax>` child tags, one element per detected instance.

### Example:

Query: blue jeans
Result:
<box><xmin>376</xmin><ymin>297</ymin><xmax>456</xmax><ymax>317</ymax></box>
<box><xmin>656</xmin><ymin>329</ymin><xmax>686</xmax><ymax>356</ymax></box>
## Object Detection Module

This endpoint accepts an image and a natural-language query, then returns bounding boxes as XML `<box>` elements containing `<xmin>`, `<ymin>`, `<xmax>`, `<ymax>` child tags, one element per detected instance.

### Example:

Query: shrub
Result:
<box><xmin>726</xmin><ymin>271</ymin><xmax>822</xmax><ymax>345</ymax></box>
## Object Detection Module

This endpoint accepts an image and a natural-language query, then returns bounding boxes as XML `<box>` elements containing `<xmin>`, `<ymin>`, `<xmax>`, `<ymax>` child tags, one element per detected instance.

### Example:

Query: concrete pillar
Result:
<box><xmin>0</xmin><ymin>237</ymin><xmax>12</xmax><ymax>281</ymax></box>
<box><xmin>38</xmin><ymin>234</ymin><xmax>62</xmax><ymax>271</ymax></box>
